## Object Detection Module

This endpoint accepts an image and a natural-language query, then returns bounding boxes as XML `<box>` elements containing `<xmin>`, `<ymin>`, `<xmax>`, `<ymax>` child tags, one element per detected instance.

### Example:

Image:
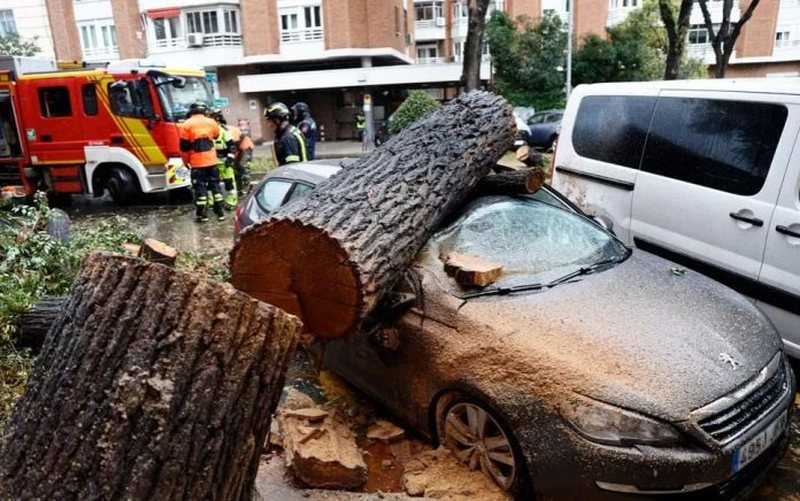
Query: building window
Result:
<box><xmin>223</xmin><ymin>9</ymin><xmax>238</xmax><ymax>33</ymax></box>
<box><xmin>280</xmin><ymin>5</ymin><xmax>323</xmax><ymax>43</ymax></box>
<box><xmin>415</xmin><ymin>2</ymin><xmax>443</xmax><ymax>22</ymax></box>
<box><xmin>152</xmin><ymin>16</ymin><xmax>182</xmax><ymax>48</ymax></box>
<box><xmin>454</xmin><ymin>1</ymin><xmax>468</xmax><ymax>20</ymax></box>
<box><xmin>38</xmin><ymin>87</ymin><xmax>72</xmax><ymax>118</ymax></box>
<box><xmin>688</xmin><ymin>24</ymin><xmax>710</xmax><ymax>44</ymax></box>
<box><xmin>775</xmin><ymin>31</ymin><xmax>792</xmax><ymax>47</ymax></box>
<box><xmin>183</xmin><ymin>7</ymin><xmax>241</xmax><ymax>46</ymax></box>
<box><xmin>78</xmin><ymin>20</ymin><xmax>118</xmax><ymax>59</ymax></box>
<box><xmin>0</xmin><ymin>10</ymin><xmax>15</xmax><ymax>36</ymax></box>
<box><xmin>417</xmin><ymin>44</ymin><xmax>439</xmax><ymax>62</ymax></box>
<box><xmin>610</xmin><ymin>0</ymin><xmax>639</xmax><ymax>7</ymax></box>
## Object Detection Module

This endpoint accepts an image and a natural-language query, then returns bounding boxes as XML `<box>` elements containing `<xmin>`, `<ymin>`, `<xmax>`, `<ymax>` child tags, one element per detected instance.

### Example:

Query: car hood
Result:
<box><xmin>452</xmin><ymin>251</ymin><xmax>781</xmax><ymax>421</ymax></box>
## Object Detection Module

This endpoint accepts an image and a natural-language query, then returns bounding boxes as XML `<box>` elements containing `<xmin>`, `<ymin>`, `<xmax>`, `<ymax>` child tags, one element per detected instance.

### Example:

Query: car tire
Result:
<box><xmin>437</xmin><ymin>395</ymin><xmax>528</xmax><ymax>498</ymax></box>
<box><xmin>106</xmin><ymin>166</ymin><xmax>139</xmax><ymax>206</ymax></box>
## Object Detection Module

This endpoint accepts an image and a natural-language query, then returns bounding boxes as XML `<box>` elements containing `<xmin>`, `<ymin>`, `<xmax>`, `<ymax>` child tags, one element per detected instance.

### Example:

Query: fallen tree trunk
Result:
<box><xmin>16</xmin><ymin>297</ymin><xmax>65</xmax><ymax>351</ymax></box>
<box><xmin>0</xmin><ymin>252</ymin><xmax>301</xmax><ymax>500</ymax></box>
<box><xmin>475</xmin><ymin>168</ymin><xmax>546</xmax><ymax>196</ymax></box>
<box><xmin>231</xmin><ymin>91</ymin><xmax>515</xmax><ymax>341</ymax></box>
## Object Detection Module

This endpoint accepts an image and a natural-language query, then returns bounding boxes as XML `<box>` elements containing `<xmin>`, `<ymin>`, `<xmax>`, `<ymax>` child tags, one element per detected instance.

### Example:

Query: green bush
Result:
<box><xmin>0</xmin><ymin>193</ymin><xmax>141</xmax><ymax>428</ymax></box>
<box><xmin>388</xmin><ymin>90</ymin><xmax>441</xmax><ymax>135</ymax></box>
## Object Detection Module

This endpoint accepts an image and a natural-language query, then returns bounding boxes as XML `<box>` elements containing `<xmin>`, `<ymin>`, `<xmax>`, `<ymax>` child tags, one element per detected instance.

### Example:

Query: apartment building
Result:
<box><xmin>0</xmin><ymin>0</ymin><xmax>56</xmax><ymax>59</ymax></box>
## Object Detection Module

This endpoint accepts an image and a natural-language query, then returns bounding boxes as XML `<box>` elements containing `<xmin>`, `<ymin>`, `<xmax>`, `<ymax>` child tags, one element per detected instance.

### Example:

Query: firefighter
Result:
<box><xmin>209</xmin><ymin>107</ymin><xmax>238</xmax><ymax>210</ymax></box>
<box><xmin>180</xmin><ymin>101</ymin><xmax>225</xmax><ymax>222</ymax></box>
<box><xmin>265</xmin><ymin>102</ymin><xmax>307</xmax><ymax>166</ymax></box>
<box><xmin>290</xmin><ymin>102</ymin><xmax>317</xmax><ymax>160</ymax></box>
<box><xmin>229</xmin><ymin>124</ymin><xmax>254</xmax><ymax>196</ymax></box>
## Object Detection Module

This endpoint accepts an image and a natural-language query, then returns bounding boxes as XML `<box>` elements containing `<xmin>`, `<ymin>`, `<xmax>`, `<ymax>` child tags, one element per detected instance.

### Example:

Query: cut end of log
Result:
<box><xmin>441</xmin><ymin>252</ymin><xmax>503</xmax><ymax>288</ymax></box>
<box><xmin>231</xmin><ymin>219</ymin><xmax>363</xmax><ymax>341</ymax></box>
<box><xmin>138</xmin><ymin>238</ymin><xmax>179</xmax><ymax>267</ymax></box>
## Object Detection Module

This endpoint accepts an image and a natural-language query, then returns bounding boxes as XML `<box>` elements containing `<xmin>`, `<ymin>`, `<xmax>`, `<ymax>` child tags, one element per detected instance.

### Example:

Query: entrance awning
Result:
<box><xmin>238</xmin><ymin>62</ymin><xmax>491</xmax><ymax>94</ymax></box>
<box><xmin>147</xmin><ymin>8</ymin><xmax>180</xmax><ymax>19</ymax></box>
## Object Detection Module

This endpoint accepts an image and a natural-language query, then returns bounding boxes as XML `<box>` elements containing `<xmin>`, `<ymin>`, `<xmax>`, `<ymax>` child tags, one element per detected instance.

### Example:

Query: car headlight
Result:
<box><xmin>560</xmin><ymin>396</ymin><xmax>681</xmax><ymax>446</ymax></box>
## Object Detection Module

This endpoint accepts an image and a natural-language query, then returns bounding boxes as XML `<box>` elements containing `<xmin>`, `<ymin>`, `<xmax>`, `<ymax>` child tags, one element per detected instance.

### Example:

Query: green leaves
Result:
<box><xmin>0</xmin><ymin>32</ymin><xmax>42</xmax><ymax>57</ymax></box>
<box><xmin>486</xmin><ymin>11</ymin><xmax>567</xmax><ymax>110</ymax></box>
<box><xmin>388</xmin><ymin>90</ymin><xmax>441</xmax><ymax>135</ymax></box>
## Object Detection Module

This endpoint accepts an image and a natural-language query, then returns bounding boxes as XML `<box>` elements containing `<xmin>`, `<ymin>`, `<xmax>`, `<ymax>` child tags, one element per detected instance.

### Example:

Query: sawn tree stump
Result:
<box><xmin>0</xmin><ymin>252</ymin><xmax>301</xmax><ymax>501</ymax></box>
<box><xmin>231</xmin><ymin>91</ymin><xmax>515</xmax><ymax>341</ymax></box>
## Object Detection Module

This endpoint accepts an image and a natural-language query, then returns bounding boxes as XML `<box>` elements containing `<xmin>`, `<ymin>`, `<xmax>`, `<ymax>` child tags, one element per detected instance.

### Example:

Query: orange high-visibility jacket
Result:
<box><xmin>179</xmin><ymin>115</ymin><xmax>220</xmax><ymax>169</ymax></box>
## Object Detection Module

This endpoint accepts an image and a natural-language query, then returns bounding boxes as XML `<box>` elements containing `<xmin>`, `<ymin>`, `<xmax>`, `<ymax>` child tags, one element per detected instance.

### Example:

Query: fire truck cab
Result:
<box><xmin>0</xmin><ymin>58</ymin><xmax>212</xmax><ymax>204</ymax></box>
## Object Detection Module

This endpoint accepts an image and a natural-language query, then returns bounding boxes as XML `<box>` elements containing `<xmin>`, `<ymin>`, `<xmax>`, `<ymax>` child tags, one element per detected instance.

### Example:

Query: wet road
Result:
<box><xmin>68</xmin><ymin>195</ymin><xmax>800</xmax><ymax>499</ymax></box>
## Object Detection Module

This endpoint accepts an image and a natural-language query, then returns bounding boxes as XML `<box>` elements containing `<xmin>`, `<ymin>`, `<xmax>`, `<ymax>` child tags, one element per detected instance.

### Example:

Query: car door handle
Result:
<box><xmin>776</xmin><ymin>225</ymin><xmax>800</xmax><ymax>238</ymax></box>
<box><xmin>729</xmin><ymin>212</ymin><xmax>763</xmax><ymax>227</ymax></box>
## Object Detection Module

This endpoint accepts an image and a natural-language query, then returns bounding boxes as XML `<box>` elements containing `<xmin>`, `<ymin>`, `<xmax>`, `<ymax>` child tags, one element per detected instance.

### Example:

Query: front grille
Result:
<box><xmin>698</xmin><ymin>362</ymin><xmax>788</xmax><ymax>444</ymax></box>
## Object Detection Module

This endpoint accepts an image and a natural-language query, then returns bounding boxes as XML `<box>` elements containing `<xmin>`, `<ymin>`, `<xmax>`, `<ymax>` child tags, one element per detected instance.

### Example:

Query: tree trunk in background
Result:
<box><xmin>231</xmin><ymin>91</ymin><xmax>515</xmax><ymax>342</ymax></box>
<box><xmin>698</xmin><ymin>0</ymin><xmax>763</xmax><ymax>78</ymax></box>
<box><xmin>462</xmin><ymin>0</ymin><xmax>492</xmax><ymax>91</ymax></box>
<box><xmin>660</xmin><ymin>0</ymin><xmax>693</xmax><ymax>80</ymax></box>
<box><xmin>0</xmin><ymin>253</ymin><xmax>301</xmax><ymax>501</ymax></box>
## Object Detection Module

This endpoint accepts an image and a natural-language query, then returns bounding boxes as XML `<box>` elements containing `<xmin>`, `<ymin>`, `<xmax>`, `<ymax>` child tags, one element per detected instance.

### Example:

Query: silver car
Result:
<box><xmin>235</xmin><ymin>161</ymin><xmax>796</xmax><ymax>498</ymax></box>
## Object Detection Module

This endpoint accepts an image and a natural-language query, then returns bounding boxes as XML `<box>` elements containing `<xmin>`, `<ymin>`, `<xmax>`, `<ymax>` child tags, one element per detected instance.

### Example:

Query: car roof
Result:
<box><xmin>574</xmin><ymin>77</ymin><xmax>800</xmax><ymax>96</ymax></box>
<box><xmin>265</xmin><ymin>161</ymin><xmax>342</xmax><ymax>185</ymax></box>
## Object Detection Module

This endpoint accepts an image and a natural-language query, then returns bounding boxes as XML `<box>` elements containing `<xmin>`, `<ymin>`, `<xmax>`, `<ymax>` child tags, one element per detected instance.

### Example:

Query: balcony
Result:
<box><xmin>146</xmin><ymin>34</ymin><xmax>244</xmax><ymax>67</ymax></box>
<box><xmin>415</xmin><ymin>18</ymin><xmax>446</xmax><ymax>41</ymax></box>
<box><xmin>82</xmin><ymin>46</ymin><xmax>119</xmax><ymax>62</ymax></box>
<box><xmin>280</xmin><ymin>27</ymin><xmax>324</xmax><ymax>43</ymax></box>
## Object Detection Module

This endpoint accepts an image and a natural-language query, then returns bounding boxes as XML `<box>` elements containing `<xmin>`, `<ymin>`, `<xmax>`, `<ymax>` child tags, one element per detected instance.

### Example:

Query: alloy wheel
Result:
<box><xmin>443</xmin><ymin>402</ymin><xmax>517</xmax><ymax>492</ymax></box>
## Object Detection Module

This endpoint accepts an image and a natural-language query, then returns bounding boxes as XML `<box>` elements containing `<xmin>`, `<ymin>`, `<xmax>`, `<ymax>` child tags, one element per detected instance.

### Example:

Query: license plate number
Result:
<box><xmin>732</xmin><ymin>410</ymin><xmax>786</xmax><ymax>473</ymax></box>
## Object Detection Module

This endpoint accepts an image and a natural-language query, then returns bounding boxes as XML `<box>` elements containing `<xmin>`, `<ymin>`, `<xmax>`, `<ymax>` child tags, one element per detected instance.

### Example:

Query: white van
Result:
<box><xmin>552</xmin><ymin>79</ymin><xmax>800</xmax><ymax>358</ymax></box>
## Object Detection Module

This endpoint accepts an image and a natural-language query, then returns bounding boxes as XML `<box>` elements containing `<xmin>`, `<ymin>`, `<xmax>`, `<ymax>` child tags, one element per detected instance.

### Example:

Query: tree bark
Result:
<box><xmin>462</xmin><ymin>0</ymin><xmax>492</xmax><ymax>91</ymax></box>
<box><xmin>475</xmin><ymin>168</ymin><xmax>545</xmax><ymax>196</ymax></box>
<box><xmin>231</xmin><ymin>91</ymin><xmax>515</xmax><ymax>341</ymax></box>
<box><xmin>0</xmin><ymin>252</ymin><xmax>301</xmax><ymax>501</ymax></box>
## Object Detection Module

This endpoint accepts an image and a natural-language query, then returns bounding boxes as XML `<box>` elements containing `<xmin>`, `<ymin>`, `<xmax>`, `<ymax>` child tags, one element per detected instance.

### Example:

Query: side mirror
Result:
<box><xmin>171</xmin><ymin>76</ymin><xmax>187</xmax><ymax>89</ymax></box>
<box><xmin>592</xmin><ymin>215</ymin><xmax>615</xmax><ymax>234</ymax></box>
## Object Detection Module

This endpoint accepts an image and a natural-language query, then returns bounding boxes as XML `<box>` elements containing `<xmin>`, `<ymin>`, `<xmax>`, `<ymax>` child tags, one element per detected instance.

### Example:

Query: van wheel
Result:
<box><xmin>438</xmin><ymin>396</ymin><xmax>527</xmax><ymax>497</ymax></box>
<box><xmin>106</xmin><ymin>166</ymin><xmax>139</xmax><ymax>205</ymax></box>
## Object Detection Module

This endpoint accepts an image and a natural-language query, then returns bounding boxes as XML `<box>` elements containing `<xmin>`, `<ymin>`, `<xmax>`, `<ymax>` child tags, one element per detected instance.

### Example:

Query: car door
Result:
<box><xmin>758</xmin><ymin>126</ymin><xmax>800</xmax><ymax>357</ymax></box>
<box><xmin>630</xmin><ymin>92</ymin><xmax>794</xmax><ymax>283</ymax></box>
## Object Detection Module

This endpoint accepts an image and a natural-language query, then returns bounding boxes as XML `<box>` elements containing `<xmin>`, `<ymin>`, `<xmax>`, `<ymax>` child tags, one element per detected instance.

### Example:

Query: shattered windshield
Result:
<box><xmin>428</xmin><ymin>196</ymin><xmax>628</xmax><ymax>285</ymax></box>
<box><xmin>154</xmin><ymin>76</ymin><xmax>212</xmax><ymax>122</ymax></box>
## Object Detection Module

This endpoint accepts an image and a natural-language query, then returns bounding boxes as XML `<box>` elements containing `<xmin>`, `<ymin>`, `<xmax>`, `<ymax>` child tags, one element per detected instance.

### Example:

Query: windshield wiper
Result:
<box><xmin>458</xmin><ymin>252</ymin><xmax>629</xmax><ymax>300</ymax></box>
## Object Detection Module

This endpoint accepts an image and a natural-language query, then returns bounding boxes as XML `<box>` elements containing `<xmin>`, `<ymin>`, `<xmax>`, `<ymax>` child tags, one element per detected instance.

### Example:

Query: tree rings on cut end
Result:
<box><xmin>231</xmin><ymin>219</ymin><xmax>362</xmax><ymax>341</ymax></box>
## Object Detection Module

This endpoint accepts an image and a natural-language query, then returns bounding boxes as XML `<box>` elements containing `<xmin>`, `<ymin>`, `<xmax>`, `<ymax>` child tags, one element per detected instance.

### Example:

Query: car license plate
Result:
<box><xmin>732</xmin><ymin>410</ymin><xmax>787</xmax><ymax>473</ymax></box>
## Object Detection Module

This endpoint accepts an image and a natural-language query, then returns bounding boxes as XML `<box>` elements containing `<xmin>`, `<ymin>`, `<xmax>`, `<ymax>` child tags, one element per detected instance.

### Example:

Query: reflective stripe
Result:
<box><xmin>285</xmin><ymin>155</ymin><xmax>300</xmax><ymax>162</ymax></box>
<box><xmin>292</xmin><ymin>129</ymin><xmax>308</xmax><ymax>161</ymax></box>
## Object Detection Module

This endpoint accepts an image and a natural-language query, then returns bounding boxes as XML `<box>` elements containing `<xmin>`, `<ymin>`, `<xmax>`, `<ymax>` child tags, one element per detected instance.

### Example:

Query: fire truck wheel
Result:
<box><xmin>106</xmin><ymin>166</ymin><xmax>140</xmax><ymax>205</ymax></box>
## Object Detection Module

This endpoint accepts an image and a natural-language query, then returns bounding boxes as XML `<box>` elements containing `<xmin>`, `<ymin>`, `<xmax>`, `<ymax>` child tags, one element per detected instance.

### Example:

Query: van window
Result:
<box><xmin>572</xmin><ymin>96</ymin><xmax>656</xmax><ymax>169</ymax></box>
<box><xmin>642</xmin><ymin>98</ymin><xmax>787</xmax><ymax>196</ymax></box>
<box><xmin>38</xmin><ymin>86</ymin><xmax>72</xmax><ymax>117</ymax></box>
<box><xmin>82</xmin><ymin>84</ymin><xmax>98</xmax><ymax>116</ymax></box>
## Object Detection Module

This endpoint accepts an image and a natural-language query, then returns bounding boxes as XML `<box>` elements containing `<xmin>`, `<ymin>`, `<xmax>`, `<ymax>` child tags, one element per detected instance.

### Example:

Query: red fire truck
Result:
<box><xmin>0</xmin><ymin>58</ymin><xmax>214</xmax><ymax>204</ymax></box>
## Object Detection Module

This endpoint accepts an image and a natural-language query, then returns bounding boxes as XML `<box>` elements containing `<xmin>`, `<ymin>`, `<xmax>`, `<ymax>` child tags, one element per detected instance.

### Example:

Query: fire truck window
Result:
<box><xmin>38</xmin><ymin>87</ymin><xmax>72</xmax><ymax>118</ymax></box>
<box><xmin>82</xmin><ymin>84</ymin><xmax>98</xmax><ymax>116</ymax></box>
<box><xmin>108</xmin><ymin>80</ymin><xmax>155</xmax><ymax>119</ymax></box>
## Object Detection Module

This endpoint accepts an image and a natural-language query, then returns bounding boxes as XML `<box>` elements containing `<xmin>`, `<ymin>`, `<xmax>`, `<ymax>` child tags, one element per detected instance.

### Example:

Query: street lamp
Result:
<box><xmin>566</xmin><ymin>0</ymin><xmax>573</xmax><ymax>101</ymax></box>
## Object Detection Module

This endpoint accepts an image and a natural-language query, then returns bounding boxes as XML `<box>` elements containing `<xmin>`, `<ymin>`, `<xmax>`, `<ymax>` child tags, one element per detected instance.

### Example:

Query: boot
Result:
<box><xmin>213</xmin><ymin>201</ymin><xmax>225</xmax><ymax>221</ymax></box>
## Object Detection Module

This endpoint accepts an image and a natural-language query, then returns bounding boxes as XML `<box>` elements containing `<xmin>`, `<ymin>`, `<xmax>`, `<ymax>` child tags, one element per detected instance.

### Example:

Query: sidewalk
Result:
<box><xmin>254</xmin><ymin>140</ymin><xmax>368</xmax><ymax>160</ymax></box>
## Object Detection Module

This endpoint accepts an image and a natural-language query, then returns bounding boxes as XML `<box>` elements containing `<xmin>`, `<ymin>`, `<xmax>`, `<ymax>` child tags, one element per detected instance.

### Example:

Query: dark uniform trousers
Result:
<box><xmin>191</xmin><ymin>166</ymin><xmax>224</xmax><ymax>218</ymax></box>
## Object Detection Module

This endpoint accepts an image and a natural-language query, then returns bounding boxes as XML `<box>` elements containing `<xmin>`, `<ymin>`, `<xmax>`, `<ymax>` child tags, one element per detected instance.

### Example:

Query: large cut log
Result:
<box><xmin>231</xmin><ymin>91</ymin><xmax>515</xmax><ymax>341</ymax></box>
<box><xmin>0</xmin><ymin>252</ymin><xmax>301</xmax><ymax>501</ymax></box>
<box><xmin>475</xmin><ymin>167</ymin><xmax>546</xmax><ymax>197</ymax></box>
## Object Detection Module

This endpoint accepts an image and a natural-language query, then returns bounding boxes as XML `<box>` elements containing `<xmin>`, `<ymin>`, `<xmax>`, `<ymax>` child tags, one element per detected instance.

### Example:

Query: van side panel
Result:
<box><xmin>552</xmin><ymin>86</ymin><xmax>659</xmax><ymax>244</ymax></box>
<box><xmin>629</xmin><ymin>92</ymin><xmax>794</xmax><ymax>281</ymax></box>
<box><xmin>759</xmin><ymin>121</ymin><xmax>800</xmax><ymax>358</ymax></box>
